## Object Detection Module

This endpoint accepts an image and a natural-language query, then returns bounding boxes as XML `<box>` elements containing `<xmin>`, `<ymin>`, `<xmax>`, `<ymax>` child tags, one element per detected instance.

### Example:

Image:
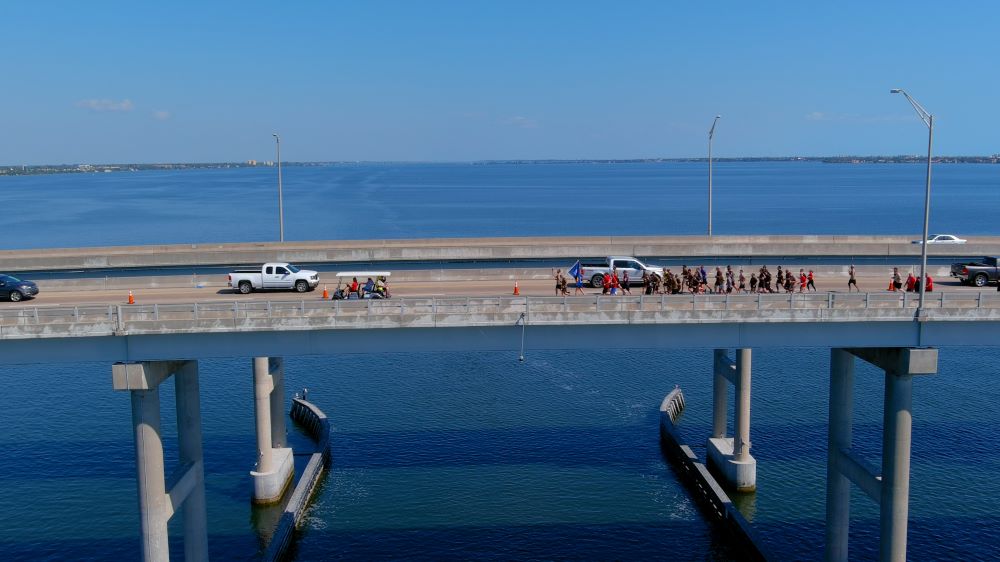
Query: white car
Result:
<box><xmin>912</xmin><ymin>234</ymin><xmax>966</xmax><ymax>244</ymax></box>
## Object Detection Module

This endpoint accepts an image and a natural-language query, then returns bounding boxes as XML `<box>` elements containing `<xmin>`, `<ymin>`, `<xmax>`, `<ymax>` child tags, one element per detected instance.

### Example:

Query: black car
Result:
<box><xmin>0</xmin><ymin>274</ymin><xmax>39</xmax><ymax>302</ymax></box>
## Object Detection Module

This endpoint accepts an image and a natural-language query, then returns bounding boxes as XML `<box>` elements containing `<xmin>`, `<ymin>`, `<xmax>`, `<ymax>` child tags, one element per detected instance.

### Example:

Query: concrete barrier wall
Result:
<box><xmin>3</xmin><ymin>235</ymin><xmax>999</xmax><ymax>272</ymax></box>
<box><xmin>659</xmin><ymin>390</ymin><xmax>771</xmax><ymax>561</ymax></box>
<box><xmin>263</xmin><ymin>398</ymin><xmax>331</xmax><ymax>562</ymax></box>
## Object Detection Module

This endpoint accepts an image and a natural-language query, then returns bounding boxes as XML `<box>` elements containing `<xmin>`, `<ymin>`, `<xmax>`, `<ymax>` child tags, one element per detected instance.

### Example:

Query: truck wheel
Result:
<box><xmin>9</xmin><ymin>290</ymin><xmax>22</xmax><ymax>302</ymax></box>
<box><xmin>590</xmin><ymin>273</ymin><xmax>605</xmax><ymax>288</ymax></box>
<box><xmin>295</xmin><ymin>280</ymin><xmax>309</xmax><ymax>293</ymax></box>
<box><xmin>974</xmin><ymin>273</ymin><xmax>989</xmax><ymax>287</ymax></box>
<box><xmin>238</xmin><ymin>281</ymin><xmax>253</xmax><ymax>294</ymax></box>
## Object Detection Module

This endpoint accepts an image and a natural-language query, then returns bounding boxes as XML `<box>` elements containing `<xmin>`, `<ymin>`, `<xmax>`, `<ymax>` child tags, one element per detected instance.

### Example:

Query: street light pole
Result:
<box><xmin>273</xmin><ymin>133</ymin><xmax>284</xmax><ymax>242</ymax></box>
<box><xmin>708</xmin><ymin>115</ymin><xmax>721</xmax><ymax>236</ymax></box>
<box><xmin>890</xmin><ymin>89</ymin><xmax>933</xmax><ymax>314</ymax></box>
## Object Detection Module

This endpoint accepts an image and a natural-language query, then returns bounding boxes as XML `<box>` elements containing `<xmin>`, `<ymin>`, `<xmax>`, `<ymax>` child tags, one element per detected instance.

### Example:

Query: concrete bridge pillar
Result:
<box><xmin>712</xmin><ymin>349</ymin><xmax>728</xmax><ymax>439</ymax></box>
<box><xmin>130</xmin><ymin>388</ymin><xmax>168</xmax><ymax>562</ymax></box>
<box><xmin>112</xmin><ymin>360</ymin><xmax>209</xmax><ymax>562</ymax></box>
<box><xmin>707</xmin><ymin>348</ymin><xmax>756</xmax><ymax>492</ymax></box>
<box><xmin>251</xmin><ymin>356</ymin><xmax>294</xmax><ymax>503</ymax></box>
<box><xmin>824</xmin><ymin>347</ymin><xmax>936</xmax><ymax>562</ymax></box>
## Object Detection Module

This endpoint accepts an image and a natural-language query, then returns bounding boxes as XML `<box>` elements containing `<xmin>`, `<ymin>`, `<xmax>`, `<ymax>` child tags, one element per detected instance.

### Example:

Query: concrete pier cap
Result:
<box><xmin>847</xmin><ymin>347</ymin><xmax>938</xmax><ymax>376</ymax></box>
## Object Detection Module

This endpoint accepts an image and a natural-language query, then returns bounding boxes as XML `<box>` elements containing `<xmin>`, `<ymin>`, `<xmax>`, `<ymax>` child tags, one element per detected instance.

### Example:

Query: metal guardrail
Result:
<box><xmin>1</xmin><ymin>291</ymin><xmax>998</xmax><ymax>338</ymax></box>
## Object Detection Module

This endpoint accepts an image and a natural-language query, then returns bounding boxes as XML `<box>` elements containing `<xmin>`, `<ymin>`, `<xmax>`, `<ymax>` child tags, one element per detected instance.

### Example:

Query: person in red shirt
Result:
<box><xmin>610</xmin><ymin>269</ymin><xmax>621</xmax><ymax>295</ymax></box>
<box><xmin>905</xmin><ymin>273</ymin><xmax>916</xmax><ymax>292</ymax></box>
<box><xmin>350</xmin><ymin>277</ymin><xmax>360</xmax><ymax>298</ymax></box>
<box><xmin>602</xmin><ymin>273</ymin><xmax>611</xmax><ymax>295</ymax></box>
<box><xmin>799</xmin><ymin>269</ymin><xmax>807</xmax><ymax>293</ymax></box>
<box><xmin>807</xmin><ymin>270</ymin><xmax>816</xmax><ymax>292</ymax></box>
<box><xmin>925</xmin><ymin>274</ymin><xmax>934</xmax><ymax>292</ymax></box>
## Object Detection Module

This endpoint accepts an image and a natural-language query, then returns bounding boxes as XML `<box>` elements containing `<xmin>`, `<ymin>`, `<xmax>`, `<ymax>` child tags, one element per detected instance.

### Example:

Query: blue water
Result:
<box><xmin>1</xmin><ymin>161</ymin><xmax>997</xmax><ymax>249</ymax></box>
<box><xmin>1</xmin><ymin>163</ymin><xmax>999</xmax><ymax>560</ymax></box>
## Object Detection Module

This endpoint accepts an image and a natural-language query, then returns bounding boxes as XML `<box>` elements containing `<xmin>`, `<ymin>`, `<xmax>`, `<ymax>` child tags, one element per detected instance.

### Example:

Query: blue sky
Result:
<box><xmin>2</xmin><ymin>1</ymin><xmax>997</xmax><ymax>163</ymax></box>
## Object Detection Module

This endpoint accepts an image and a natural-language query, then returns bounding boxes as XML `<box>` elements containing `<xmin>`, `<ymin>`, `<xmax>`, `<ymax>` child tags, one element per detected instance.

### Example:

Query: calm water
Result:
<box><xmin>1</xmin><ymin>163</ymin><xmax>999</xmax><ymax>560</ymax></box>
<box><xmin>1</xmin><ymin>161</ymin><xmax>998</xmax><ymax>248</ymax></box>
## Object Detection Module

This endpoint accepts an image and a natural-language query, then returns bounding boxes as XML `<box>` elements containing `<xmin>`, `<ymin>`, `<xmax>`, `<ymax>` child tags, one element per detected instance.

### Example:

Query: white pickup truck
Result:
<box><xmin>228</xmin><ymin>263</ymin><xmax>320</xmax><ymax>294</ymax></box>
<box><xmin>572</xmin><ymin>256</ymin><xmax>665</xmax><ymax>287</ymax></box>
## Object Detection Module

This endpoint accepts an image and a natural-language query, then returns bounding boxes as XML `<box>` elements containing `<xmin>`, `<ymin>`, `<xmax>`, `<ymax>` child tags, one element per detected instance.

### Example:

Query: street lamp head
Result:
<box><xmin>890</xmin><ymin>89</ymin><xmax>902</xmax><ymax>94</ymax></box>
<box><xmin>715</xmin><ymin>115</ymin><xmax>722</xmax><ymax>119</ymax></box>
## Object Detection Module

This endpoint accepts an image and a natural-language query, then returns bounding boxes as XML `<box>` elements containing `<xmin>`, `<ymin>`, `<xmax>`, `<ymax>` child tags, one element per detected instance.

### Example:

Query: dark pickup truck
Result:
<box><xmin>951</xmin><ymin>256</ymin><xmax>1000</xmax><ymax>287</ymax></box>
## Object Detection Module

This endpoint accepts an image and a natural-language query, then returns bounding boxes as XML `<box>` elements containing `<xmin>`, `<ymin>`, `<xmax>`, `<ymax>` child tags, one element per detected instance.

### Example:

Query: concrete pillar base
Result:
<box><xmin>707</xmin><ymin>437</ymin><xmax>757</xmax><ymax>492</ymax></box>
<box><xmin>251</xmin><ymin>447</ymin><xmax>294</xmax><ymax>504</ymax></box>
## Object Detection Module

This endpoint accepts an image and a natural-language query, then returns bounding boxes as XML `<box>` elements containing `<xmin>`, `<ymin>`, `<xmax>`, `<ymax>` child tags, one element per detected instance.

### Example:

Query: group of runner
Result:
<box><xmin>888</xmin><ymin>267</ymin><xmax>933</xmax><ymax>293</ymax></box>
<box><xmin>553</xmin><ymin>264</ymin><xmax>822</xmax><ymax>296</ymax></box>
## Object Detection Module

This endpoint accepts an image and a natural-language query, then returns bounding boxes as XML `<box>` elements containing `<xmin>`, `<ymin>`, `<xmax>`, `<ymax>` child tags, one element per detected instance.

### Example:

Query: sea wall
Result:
<box><xmin>263</xmin><ymin>398</ymin><xmax>332</xmax><ymax>562</ymax></box>
<box><xmin>658</xmin><ymin>388</ymin><xmax>771</xmax><ymax>561</ymax></box>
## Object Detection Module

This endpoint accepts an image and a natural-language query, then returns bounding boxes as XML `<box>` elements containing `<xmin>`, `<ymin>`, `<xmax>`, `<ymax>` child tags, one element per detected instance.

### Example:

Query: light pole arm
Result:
<box><xmin>896</xmin><ymin>90</ymin><xmax>932</xmax><ymax>129</ymax></box>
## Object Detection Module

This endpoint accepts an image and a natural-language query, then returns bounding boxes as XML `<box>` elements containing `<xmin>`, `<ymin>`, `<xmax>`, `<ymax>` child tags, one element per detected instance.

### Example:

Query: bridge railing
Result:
<box><xmin>1</xmin><ymin>291</ymin><xmax>999</xmax><ymax>336</ymax></box>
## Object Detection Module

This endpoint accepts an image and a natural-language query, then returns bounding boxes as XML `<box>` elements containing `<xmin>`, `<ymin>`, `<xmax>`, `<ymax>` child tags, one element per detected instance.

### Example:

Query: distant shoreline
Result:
<box><xmin>2</xmin><ymin>155</ymin><xmax>999</xmax><ymax>177</ymax></box>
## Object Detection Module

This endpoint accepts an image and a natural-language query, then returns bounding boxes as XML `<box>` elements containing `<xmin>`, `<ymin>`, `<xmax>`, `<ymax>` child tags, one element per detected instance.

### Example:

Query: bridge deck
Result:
<box><xmin>0</xmin><ymin>292</ymin><xmax>998</xmax><ymax>365</ymax></box>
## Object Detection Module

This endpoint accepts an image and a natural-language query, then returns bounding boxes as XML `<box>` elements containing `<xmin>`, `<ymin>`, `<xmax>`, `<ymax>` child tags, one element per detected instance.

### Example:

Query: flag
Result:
<box><xmin>568</xmin><ymin>260</ymin><xmax>581</xmax><ymax>280</ymax></box>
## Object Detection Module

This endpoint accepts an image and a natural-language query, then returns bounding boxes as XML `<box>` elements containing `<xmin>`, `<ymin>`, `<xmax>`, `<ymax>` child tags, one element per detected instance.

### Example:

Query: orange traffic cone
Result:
<box><xmin>128</xmin><ymin>290</ymin><xmax>135</xmax><ymax>304</ymax></box>
<box><xmin>322</xmin><ymin>285</ymin><xmax>329</xmax><ymax>299</ymax></box>
<box><xmin>513</xmin><ymin>281</ymin><xmax>520</xmax><ymax>296</ymax></box>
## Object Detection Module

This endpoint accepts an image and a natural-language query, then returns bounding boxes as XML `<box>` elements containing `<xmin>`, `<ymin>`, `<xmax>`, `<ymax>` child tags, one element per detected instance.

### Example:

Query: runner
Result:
<box><xmin>848</xmin><ymin>265</ymin><xmax>858</xmax><ymax>292</ymax></box>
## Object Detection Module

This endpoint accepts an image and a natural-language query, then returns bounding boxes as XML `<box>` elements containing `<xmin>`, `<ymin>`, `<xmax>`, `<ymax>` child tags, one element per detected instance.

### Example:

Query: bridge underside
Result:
<box><xmin>1</xmin><ymin>320</ymin><xmax>996</xmax><ymax>365</ymax></box>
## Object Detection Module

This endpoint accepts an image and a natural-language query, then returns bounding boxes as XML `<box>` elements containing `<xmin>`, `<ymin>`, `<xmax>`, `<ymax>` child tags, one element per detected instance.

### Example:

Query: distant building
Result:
<box><xmin>247</xmin><ymin>160</ymin><xmax>257</xmax><ymax>166</ymax></box>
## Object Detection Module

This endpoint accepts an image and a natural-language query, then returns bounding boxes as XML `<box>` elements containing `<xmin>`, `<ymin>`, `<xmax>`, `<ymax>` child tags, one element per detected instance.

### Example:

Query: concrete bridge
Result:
<box><xmin>4</xmin><ymin>253</ymin><xmax>999</xmax><ymax>560</ymax></box>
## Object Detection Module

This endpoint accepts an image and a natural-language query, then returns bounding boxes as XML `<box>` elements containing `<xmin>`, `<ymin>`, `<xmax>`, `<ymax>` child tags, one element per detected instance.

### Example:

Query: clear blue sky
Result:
<box><xmin>2</xmin><ymin>1</ymin><xmax>997</xmax><ymax>164</ymax></box>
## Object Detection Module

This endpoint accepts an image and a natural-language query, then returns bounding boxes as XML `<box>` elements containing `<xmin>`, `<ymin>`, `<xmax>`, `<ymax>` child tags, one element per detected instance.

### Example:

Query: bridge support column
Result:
<box><xmin>825</xmin><ymin>349</ymin><xmax>854</xmax><ymax>561</ymax></box>
<box><xmin>706</xmin><ymin>348</ymin><xmax>756</xmax><ymax>492</ymax></box>
<box><xmin>824</xmin><ymin>347</ymin><xmax>936</xmax><ymax>562</ymax></box>
<box><xmin>113</xmin><ymin>360</ymin><xmax>209</xmax><ymax>562</ymax></box>
<box><xmin>251</xmin><ymin>356</ymin><xmax>294</xmax><ymax>504</ymax></box>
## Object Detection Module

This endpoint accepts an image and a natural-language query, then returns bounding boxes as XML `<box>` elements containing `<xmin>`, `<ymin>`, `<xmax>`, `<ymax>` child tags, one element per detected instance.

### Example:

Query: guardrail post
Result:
<box><xmin>34</xmin><ymin>308</ymin><xmax>39</xmax><ymax>324</ymax></box>
<box><xmin>116</xmin><ymin>305</ymin><xmax>124</xmax><ymax>333</ymax></box>
<box><xmin>865</xmin><ymin>292</ymin><xmax>870</xmax><ymax>309</ymax></box>
<box><xmin>756</xmin><ymin>293</ymin><xmax>761</xmax><ymax>310</ymax></box>
<box><xmin>266</xmin><ymin>301</ymin><xmax>272</xmax><ymax>318</ymax></box>
<box><xmin>233</xmin><ymin>301</ymin><xmax>239</xmax><ymax>322</ymax></box>
<box><xmin>193</xmin><ymin>303</ymin><xmax>199</xmax><ymax>320</ymax></box>
<box><xmin>108</xmin><ymin>305</ymin><xmax>114</xmax><ymax>322</ymax></box>
<box><xmin>154</xmin><ymin>304</ymin><xmax>159</xmax><ymax>321</ymax></box>
<box><xmin>978</xmin><ymin>291</ymin><xmax>983</xmax><ymax>308</ymax></box>
<box><xmin>725</xmin><ymin>293</ymin><xmax>730</xmax><ymax>310</ymax></box>
<box><xmin>902</xmin><ymin>292</ymin><xmax>907</xmax><ymax>309</ymax></box>
<box><xmin>74</xmin><ymin>306</ymin><xmax>80</xmax><ymax>321</ymax></box>
<box><xmin>301</xmin><ymin>300</ymin><xmax>306</xmax><ymax>316</ymax></box>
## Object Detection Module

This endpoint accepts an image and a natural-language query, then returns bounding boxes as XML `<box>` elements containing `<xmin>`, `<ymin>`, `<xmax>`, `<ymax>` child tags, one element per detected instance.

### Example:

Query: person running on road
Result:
<box><xmin>799</xmin><ymin>269</ymin><xmax>807</xmax><ymax>293</ymax></box>
<box><xmin>621</xmin><ymin>270</ymin><xmax>631</xmax><ymax>295</ymax></box>
<box><xmin>848</xmin><ymin>265</ymin><xmax>859</xmax><ymax>292</ymax></box>
<box><xmin>807</xmin><ymin>270</ymin><xmax>816</xmax><ymax>292</ymax></box>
